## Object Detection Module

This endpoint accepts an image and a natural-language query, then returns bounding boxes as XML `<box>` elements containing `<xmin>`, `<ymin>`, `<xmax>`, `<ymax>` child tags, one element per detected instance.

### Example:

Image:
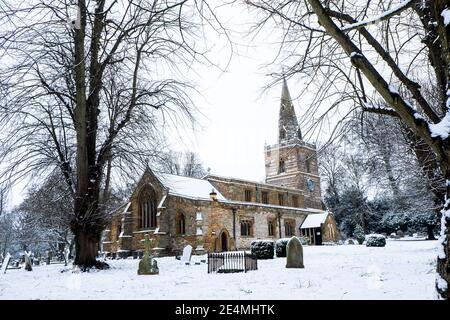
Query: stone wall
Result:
<box><xmin>321</xmin><ymin>214</ymin><xmax>340</xmax><ymax>242</ymax></box>
<box><xmin>265</xmin><ymin>143</ymin><xmax>322</xmax><ymax>209</ymax></box>
<box><xmin>207</xmin><ymin>176</ymin><xmax>305</xmax><ymax>209</ymax></box>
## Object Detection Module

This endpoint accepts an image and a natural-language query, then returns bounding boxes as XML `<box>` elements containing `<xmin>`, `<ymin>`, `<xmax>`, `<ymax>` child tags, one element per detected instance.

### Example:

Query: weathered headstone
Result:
<box><xmin>347</xmin><ymin>239</ymin><xmax>355</xmax><ymax>245</ymax></box>
<box><xmin>24</xmin><ymin>251</ymin><xmax>32</xmax><ymax>271</ymax></box>
<box><xmin>286</xmin><ymin>237</ymin><xmax>304</xmax><ymax>268</ymax></box>
<box><xmin>46</xmin><ymin>250</ymin><xmax>51</xmax><ymax>265</ymax></box>
<box><xmin>396</xmin><ymin>230</ymin><xmax>404</xmax><ymax>237</ymax></box>
<box><xmin>1</xmin><ymin>253</ymin><xmax>11</xmax><ymax>274</ymax></box>
<box><xmin>138</xmin><ymin>234</ymin><xmax>159</xmax><ymax>275</ymax></box>
<box><xmin>180</xmin><ymin>244</ymin><xmax>193</xmax><ymax>265</ymax></box>
<box><xmin>64</xmin><ymin>247</ymin><xmax>70</xmax><ymax>266</ymax></box>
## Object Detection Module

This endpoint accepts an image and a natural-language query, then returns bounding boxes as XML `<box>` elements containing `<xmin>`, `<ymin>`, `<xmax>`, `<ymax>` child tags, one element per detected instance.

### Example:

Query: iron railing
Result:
<box><xmin>207</xmin><ymin>251</ymin><xmax>257</xmax><ymax>273</ymax></box>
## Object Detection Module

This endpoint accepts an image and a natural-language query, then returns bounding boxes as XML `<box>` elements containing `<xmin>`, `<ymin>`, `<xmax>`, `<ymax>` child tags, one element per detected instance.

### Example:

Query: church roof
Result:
<box><xmin>300</xmin><ymin>212</ymin><xmax>329</xmax><ymax>229</ymax></box>
<box><xmin>156</xmin><ymin>173</ymin><xmax>226</xmax><ymax>201</ymax></box>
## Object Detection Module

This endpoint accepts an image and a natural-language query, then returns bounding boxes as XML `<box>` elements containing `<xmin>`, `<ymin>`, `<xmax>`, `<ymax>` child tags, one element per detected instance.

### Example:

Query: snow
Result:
<box><xmin>341</xmin><ymin>0</ymin><xmax>414</xmax><ymax>31</ymax></box>
<box><xmin>429</xmin><ymin>112</ymin><xmax>450</xmax><ymax>139</ymax></box>
<box><xmin>414</xmin><ymin>113</ymin><xmax>425</xmax><ymax>120</ymax></box>
<box><xmin>156</xmin><ymin>173</ymin><xmax>226</xmax><ymax>201</ymax></box>
<box><xmin>442</xmin><ymin>8</ymin><xmax>450</xmax><ymax>26</ymax></box>
<box><xmin>0</xmin><ymin>241</ymin><xmax>438</xmax><ymax>300</ymax></box>
<box><xmin>389</xmin><ymin>85</ymin><xmax>399</xmax><ymax>95</ymax></box>
<box><xmin>350</xmin><ymin>52</ymin><xmax>363</xmax><ymax>58</ymax></box>
<box><xmin>300</xmin><ymin>212</ymin><xmax>328</xmax><ymax>228</ymax></box>
<box><xmin>436</xmin><ymin>273</ymin><xmax>448</xmax><ymax>291</ymax></box>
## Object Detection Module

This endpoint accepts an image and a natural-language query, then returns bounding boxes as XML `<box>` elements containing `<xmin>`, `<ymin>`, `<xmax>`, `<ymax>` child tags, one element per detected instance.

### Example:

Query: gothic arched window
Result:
<box><xmin>278</xmin><ymin>159</ymin><xmax>286</xmax><ymax>173</ymax></box>
<box><xmin>176</xmin><ymin>213</ymin><xmax>186</xmax><ymax>235</ymax></box>
<box><xmin>138</xmin><ymin>186</ymin><xmax>157</xmax><ymax>229</ymax></box>
<box><xmin>280</xmin><ymin>128</ymin><xmax>286</xmax><ymax>140</ymax></box>
<box><xmin>305</xmin><ymin>158</ymin><xmax>311</xmax><ymax>173</ymax></box>
<box><xmin>240</xmin><ymin>220</ymin><xmax>253</xmax><ymax>236</ymax></box>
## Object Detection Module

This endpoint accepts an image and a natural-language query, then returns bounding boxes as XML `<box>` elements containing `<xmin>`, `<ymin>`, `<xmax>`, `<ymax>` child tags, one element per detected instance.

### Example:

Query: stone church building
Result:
<box><xmin>102</xmin><ymin>79</ymin><xmax>339</xmax><ymax>256</ymax></box>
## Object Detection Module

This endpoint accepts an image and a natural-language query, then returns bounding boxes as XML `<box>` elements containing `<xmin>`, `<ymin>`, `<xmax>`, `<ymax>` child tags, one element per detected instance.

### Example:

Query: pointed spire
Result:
<box><xmin>278</xmin><ymin>76</ymin><xmax>301</xmax><ymax>143</ymax></box>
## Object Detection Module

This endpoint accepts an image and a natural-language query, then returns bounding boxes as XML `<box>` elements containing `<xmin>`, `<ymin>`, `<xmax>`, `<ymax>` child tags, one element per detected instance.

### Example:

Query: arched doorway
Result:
<box><xmin>221</xmin><ymin>232</ymin><xmax>228</xmax><ymax>252</ymax></box>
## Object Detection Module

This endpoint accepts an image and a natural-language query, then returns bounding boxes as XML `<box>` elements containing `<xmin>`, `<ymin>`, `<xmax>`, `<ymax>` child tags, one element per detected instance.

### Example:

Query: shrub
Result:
<box><xmin>353</xmin><ymin>224</ymin><xmax>365</xmax><ymax>244</ymax></box>
<box><xmin>275</xmin><ymin>237</ymin><xmax>308</xmax><ymax>257</ymax></box>
<box><xmin>365</xmin><ymin>234</ymin><xmax>386</xmax><ymax>247</ymax></box>
<box><xmin>275</xmin><ymin>238</ymin><xmax>289</xmax><ymax>257</ymax></box>
<box><xmin>250</xmin><ymin>240</ymin><xmax>274</xmax><ymax>259</ymax></box>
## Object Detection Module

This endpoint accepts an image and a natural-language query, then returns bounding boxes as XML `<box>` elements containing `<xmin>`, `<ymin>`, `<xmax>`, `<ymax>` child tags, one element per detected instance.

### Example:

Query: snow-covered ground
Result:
<box><xmin>0</xmin><ymin>240</ymin><xmax>438</xmax><ymax>300</ymax></box>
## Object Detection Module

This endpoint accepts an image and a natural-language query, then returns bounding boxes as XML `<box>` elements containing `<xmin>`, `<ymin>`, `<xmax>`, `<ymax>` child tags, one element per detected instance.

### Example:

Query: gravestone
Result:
<box><xmin>1</xmin><ymin>253</ymin><xmax>11</xmax><ymax>274</ymax></box>
<box><xmin>180</xmin><ymin>245</ymin><xmax>193</xmax><ymax>265</ymax></box>
<box><xmin>64</xmin><ymin>247</ymin><xmax>70</xmax><ymax>266</ymax></box>
<box><xmin>138</xmin><ymin>234</ymin><xmax>159</xmax><ymax>275</ymax></box>
<box><xmin>286</xmin><ymin>237</ymin><xmax>304</xmax><ymax>268</ymax></box>
<box><xmin>396</xmin><ymin>230</ymin><xmax>404</xmax><ymax>237</ymax></box>
<box><xmin>347</xmin><ymin>239</ymin><xmax>355</xmax><ymax>245</ymax></box>
<box><xmin>24</xmin><ymin>251</ymin><xmax>32</xmax><ymax>271</ymax></box>
<box><xmin>46</xmin><ymin>250</ymin><xmax>51</xmax><ymax>265</ymax></box>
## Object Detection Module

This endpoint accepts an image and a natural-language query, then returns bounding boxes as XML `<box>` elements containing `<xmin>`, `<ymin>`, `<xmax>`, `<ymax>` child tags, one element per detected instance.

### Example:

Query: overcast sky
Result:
<box><xmin>163</xmin><ymin>2</ymin><xmax>321</xmax><ymax>184</ymax></box>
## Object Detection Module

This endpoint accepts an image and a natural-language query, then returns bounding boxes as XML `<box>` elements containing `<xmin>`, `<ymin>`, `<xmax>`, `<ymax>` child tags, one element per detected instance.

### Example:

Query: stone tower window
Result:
<box><xmin>138</xmin><ymin>186</ymin><xmax>157</xmax><ymax>229</ymax></box>
<box><xmin>176</xmin><ymin>213</ymin><xmax>185</xmax><ymax>235</ymax></box>
<box><xmin>280</xmin><ymin>128</ymin><xmax>286</xmax><ymax>140</ymax></box>
<box><xmin>306</xmin><ymin>158</ymin><xmax>311</xmax><ymax>173</ymax></box>
<box><xmin>278</xmin><ymin>193</ymin><xmax>285</xmax><ymax>206</ymax></box>
<box><xmin>240</xmin><ymin>220</ymin><xmax>253</xmax><ymax>237</ymax></box>
<box><xmin>261</xmin><ymin>191</ymin><xmax>269</xmax><ymax>204</ymax></box>
<box><xmin>278</xmin><ymin>159</ymin><xmax>286</xmax><ymax>173</ymax></box>
<box><xmin>297</xmin><ymin>128</ymin><xmax>302</xmax><ymax>139</ymax></box>
<box><xmin>244</xmin><ymin>189</ymin><xmax>252</xmax><ymax>202</ymax></box>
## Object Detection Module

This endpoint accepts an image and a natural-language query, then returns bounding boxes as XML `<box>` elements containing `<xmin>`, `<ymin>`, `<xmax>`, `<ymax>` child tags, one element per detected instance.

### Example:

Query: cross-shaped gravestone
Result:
<box><xmin>144</xmin><ymin>235</ymin><xmax>153</xmax><ymax>256</ymax></box>
<box><xmin>1</xmin><ymin>253</ymin><xmax>11</xmax><ymax>274</ymax></box>
<box><xmin>138</xmin><ymin>234</ymin><xmax>159</xmax><ymax>275</ymax></box>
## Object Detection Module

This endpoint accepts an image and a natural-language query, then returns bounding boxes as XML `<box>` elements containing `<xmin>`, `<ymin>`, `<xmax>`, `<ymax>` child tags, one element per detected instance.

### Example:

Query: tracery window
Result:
<box><xmin>138</xmin><ymin>186</ymin><xmax>157</xmax><ymax>229</ymax></box>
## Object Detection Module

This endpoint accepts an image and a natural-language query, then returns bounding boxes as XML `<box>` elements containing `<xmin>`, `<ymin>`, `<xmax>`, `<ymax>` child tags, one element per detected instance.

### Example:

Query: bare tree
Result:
<box><xmin>0</xmin><ymin>0</ymin><xmax>229</xmax><ymax>269</ymax></box>
<box><xmin>245</xmin><ymin>0</ymin><xmax>450</xmax><ymax>298</ymax></box>
<box><xmin>159</xmin><ymin>150</ymin><xmax>207</xmax><ymax>178</ymax></box>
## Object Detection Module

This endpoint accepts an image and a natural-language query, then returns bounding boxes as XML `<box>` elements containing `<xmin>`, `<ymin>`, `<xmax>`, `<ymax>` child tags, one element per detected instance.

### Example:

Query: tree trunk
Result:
<box><xmin>427</xmin><ymin>224</ymin><xmax>436</xmax><ymax>240</ymax></box>
<box><xmin>73</xmin><ymin>227</ymin><xmax>108</xmax><ymax>270</ymax></box>
<box><xmin>436</xmin><ymin>181</ymin><xmax>450</xmax><ymax>299</ymax></box>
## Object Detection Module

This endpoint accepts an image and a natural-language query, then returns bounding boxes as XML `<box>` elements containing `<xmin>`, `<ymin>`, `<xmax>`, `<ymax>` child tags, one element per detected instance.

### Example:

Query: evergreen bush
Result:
<box><xmin>250</xmin><ymin>240</ymin><xmax>274</xmax><ymax>259</ymax></box>
<box><xmin>365</xmin><ymin>234</ymin><xmax>386</xmax><ymax>247</ymax></box>
<box><xmin>354</xmin><ymin>224</ymin><xmax>365</xmax><ymax>244</ymax></box>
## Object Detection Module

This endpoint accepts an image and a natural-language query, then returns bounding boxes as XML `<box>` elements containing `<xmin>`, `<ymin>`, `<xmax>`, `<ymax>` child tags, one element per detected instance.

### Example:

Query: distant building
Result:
<box><xmin>102</xmin><ymin>79</ymin><xmax>339</xmax><ymax>257</ymax></box>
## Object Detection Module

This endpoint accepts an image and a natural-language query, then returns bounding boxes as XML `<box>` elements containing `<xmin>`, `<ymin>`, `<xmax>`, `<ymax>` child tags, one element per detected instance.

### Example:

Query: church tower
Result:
<box><xmin>264</xmin><ymin>78</ymin><xmax>322</xmax><ymax>209</ymax></box>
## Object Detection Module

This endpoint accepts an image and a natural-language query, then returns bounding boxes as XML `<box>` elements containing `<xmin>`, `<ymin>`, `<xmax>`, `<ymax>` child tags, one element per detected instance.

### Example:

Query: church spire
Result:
<box><xmin>278</xmin><ymin>77</ymin><xmax>301</xmax><ymax>143</ymax></box>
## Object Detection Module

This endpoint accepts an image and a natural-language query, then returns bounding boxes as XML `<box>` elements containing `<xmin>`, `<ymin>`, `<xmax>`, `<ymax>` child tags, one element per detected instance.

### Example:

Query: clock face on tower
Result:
<box><xmin>306</xmin><ymin>178</ymin><xmax>315</xmax><ymax>192</ymax></box>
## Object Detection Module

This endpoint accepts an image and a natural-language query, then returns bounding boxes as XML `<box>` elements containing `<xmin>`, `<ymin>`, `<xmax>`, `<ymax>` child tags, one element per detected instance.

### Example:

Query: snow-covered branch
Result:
<box><xmin>341</xmin><ymin>0</ymin><xmax>417</xmax><ymax>32</ymax></box>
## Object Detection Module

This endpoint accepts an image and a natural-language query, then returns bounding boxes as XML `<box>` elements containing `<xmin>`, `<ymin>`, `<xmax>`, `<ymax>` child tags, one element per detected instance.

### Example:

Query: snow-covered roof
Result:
<box><xmin>300</xmin><ymin>212</ymin><xmax>329</xmax><ymax>229</ymax></box>
<box><xmin>156</xmin><ymin>173</ymin><xmax>226</xmax><ymax>201</ymax></box>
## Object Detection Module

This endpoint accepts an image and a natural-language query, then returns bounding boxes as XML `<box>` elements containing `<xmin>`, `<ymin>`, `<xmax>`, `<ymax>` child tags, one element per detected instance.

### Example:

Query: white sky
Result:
<box><xmin>163</xmin><ymin>2</ymin><xmax>318</xmax><ymax>184</ymax></box>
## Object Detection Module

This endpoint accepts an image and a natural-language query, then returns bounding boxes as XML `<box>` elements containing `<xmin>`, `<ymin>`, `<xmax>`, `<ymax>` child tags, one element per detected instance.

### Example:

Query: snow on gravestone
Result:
<box><xmin>24</xmin><ymin>251</ymin><xmax>32</xmax><ymax>271</ymax></box>
<box><xmin>286</xmin><ymin>237</ymin><xmax>304</xmax><ymax>268</ymax></box>
<box><xmin>180</xmin><ymin>245</ymin><xmax>193</xmax><ymax>265</ymax></box>
<box><xmin>1</xmin><ymin>253</ymin><xmax>11</xmax><ymax>274</ymax></box>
